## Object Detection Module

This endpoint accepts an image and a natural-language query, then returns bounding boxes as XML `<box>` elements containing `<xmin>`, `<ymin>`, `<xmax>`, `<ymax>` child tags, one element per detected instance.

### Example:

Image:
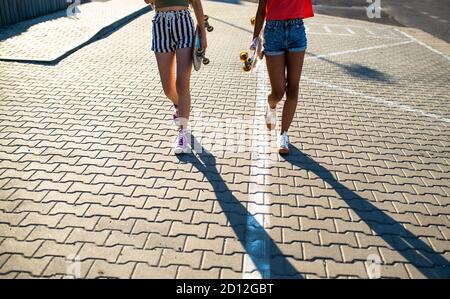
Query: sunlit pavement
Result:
<box><xmin>0</xmin><ymin>0</ymin><xmax>449</xmax><ymax>278</ymax></box>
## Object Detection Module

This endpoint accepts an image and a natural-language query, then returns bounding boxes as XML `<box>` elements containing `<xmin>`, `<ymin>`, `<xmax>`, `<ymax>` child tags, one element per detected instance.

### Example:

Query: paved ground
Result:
<box><xmin>0</xmin><ymin>0</ymin><xmax>449</xmax><ymax>279</ymax></box>
<box><xmin>313</xmin><ymin>0</ymin><xmax>450</xmax><ymax>43</ymax></box>
<box><xmin>0</xmin><ymin>0</ymin><xmax>149</xmax><ymax>62</ymax></box>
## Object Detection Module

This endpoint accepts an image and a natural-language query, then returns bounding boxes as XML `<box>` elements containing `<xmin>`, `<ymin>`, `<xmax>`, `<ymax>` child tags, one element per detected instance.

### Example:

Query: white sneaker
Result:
<box><xmin>174</xmin><ymin>128</ymin><xmax>189</xmax><ymax>154</ymax></box>
<box><xmin>265</xmin><ymin>104</ymin><xmax>277</xmax><ymax>130</ymax></box>
<box><xmin>278</xmin><ymin>132</ymin><xmax>290</xmax><ymax>154</ymax></box>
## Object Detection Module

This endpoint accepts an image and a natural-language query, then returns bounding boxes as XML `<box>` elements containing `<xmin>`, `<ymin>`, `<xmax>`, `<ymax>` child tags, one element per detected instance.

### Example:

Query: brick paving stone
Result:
<box><xmin>78</xmin><ymin>244</ymin><xmax>122</xmax><ymax>263</ymax></box>
<box><xmin>117</xmin><ymin>247</ymin><xmax>161</xmax><ymax>265</ymax></box>
<box><xmin>0</xmin><ymin>238</ymin><xmax>43</xmax><ymax>257</ymax></box>
<box><xmin>34</xmin><ymin>241</ymin><xmax>82</xmax><ymax>259</ymax></box>
<box><xmin>132</xmin><ymin>264</ymin><xmax>177</xmax><ymax>279</ymax></box>
<box><xmin>159</xmin><ymin>249</ymin><xmax>202</xmax><ymax>269</ymax></box>
<box><xmin>177</xmin><ymin>266</ymin><xmax>221</xmax><ymax>279</ymax></box>
<box><xmin>87</xmin><ymin>260</ymin><xmax>135</xmax><ymax>279</ymax></box>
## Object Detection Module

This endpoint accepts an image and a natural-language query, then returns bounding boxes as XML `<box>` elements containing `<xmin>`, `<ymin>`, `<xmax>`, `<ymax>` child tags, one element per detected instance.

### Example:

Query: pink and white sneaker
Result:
<box><xmin>174</xmin><ymin>128</ymin><xmax>189</xmax><ymax>154</ymax></box>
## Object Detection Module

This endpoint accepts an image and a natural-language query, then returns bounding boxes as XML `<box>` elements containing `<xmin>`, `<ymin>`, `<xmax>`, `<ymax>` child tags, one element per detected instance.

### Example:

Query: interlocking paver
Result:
<box><xmin>0</xmin><ymin>0</ymin><xmax>449</xmax><ymax>279</ymax></box>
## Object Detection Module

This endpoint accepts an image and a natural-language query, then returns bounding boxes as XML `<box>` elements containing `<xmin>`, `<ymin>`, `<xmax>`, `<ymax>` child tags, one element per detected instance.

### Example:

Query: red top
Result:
<box><xmin>266</xmin><ymin>0</ymin><xmax>314</xmax><ymax>21</ymax></box>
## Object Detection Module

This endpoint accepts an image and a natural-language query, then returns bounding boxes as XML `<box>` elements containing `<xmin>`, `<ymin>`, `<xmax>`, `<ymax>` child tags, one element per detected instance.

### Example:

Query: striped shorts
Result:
<box><xmin>151</xmin><ymin>10</ymin><xmax>195</xmax><ymax>53</ymax></box>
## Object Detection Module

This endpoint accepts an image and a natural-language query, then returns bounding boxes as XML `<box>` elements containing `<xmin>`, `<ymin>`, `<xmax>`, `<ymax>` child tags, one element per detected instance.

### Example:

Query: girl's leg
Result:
<box><xmin>281</xmin><ymin>51</ymin><xmax>305</xmax><ymax>133</ymax></box>
<box><xmin>155</xmin><ymin>52</ymin><xmax>179</xmax><ymax>106</ymax></box>
<box><xmin>175</xmin><ymin>47</ymin><xmax>193</xmax><ymax>127</ymax></box>
<box><xmin>265</xmin><ymin>55</ymin><xmax>287</xmax><ymax>108</ymax></box>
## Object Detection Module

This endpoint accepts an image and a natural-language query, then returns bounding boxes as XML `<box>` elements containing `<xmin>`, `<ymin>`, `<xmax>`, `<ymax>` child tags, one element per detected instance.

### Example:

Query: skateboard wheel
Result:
<box><xmin>203</xmin><ymin>58</ymin><xmax>210</xmax><ymax>65</ymax></box>
<box><xmin>204</xmin><ymin>15</ymin><xmax>209</xmax><ymax>21</ymax></box>
<box><xmin>243</xmin><ymin>65</ymin><xmax>251</xmax><ymax>72</ymax></box>
<box><xmin>207</xmin><ymin>26</ymin><xmax>214</xmax><ymax>32</ymax></box>
<box><xmin>239</xmin><ymin>51</ymin><xmax>248</xmax><ymax>62</ymax></box>
<box><xmin>197</xmin><ymin>48</ymin><xmax>205</xmax><ymax>55</ymax></box>
<box><xmin>250</xmin><ymin>17</ymin><xmax>256</xmax><ymax>26</ymax></box>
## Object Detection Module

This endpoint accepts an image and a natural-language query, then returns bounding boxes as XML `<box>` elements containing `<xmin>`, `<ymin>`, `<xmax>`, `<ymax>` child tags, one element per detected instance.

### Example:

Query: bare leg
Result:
<box><xmin>282</xmin><ymin>51</ymin><xmax>305</xmax><ymax>133</ymax></box>
<box><xmin>265</xmin><ymin>54</ymin><xmax>287</xmax><ymax>109</ymax></box>
<box><xmin>175</xmin><ymin>47</ymin><xmax>193</xmax><ymax>128</ymax></box>
<box><xmin>155</xmin><ymin>52</ymin><xmax>178</xmax><ymax>106</ymax></box>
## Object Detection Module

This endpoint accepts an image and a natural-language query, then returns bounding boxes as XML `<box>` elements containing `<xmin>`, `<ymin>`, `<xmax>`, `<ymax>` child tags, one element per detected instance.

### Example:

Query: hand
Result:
<box><xmin>201</xmin><ymin>33</ymin><xmax>208</xmax><ymax>50</ymax></box>
<box><xmin>250</xmin><ymin>37</ymin><xmax>259</xmax><ymax>50</ymax></box>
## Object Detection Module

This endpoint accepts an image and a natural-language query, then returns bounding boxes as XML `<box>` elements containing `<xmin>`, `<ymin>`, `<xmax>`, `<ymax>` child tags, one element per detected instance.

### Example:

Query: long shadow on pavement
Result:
<box><xmin>177</xmin><ymin>136</ymin><xmax>303</xmax><ymax>279</ymax></box>
<box><xmin>308</xmin><ymin>53</ymin><xmax>394</xmax><ymax>83</ymax></box>
<box><xmin>283</xmin><ymin>145</ymin><xmax>450</xmax><ymax>278</ymax></box>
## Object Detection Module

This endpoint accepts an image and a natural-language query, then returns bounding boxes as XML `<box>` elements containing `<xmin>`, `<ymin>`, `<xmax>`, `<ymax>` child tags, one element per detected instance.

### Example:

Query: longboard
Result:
<box><xmin>193</xmin><ymin>15</ymin><xmax>213</xmax><ymax>71</ymax></box>
<box><xmin>239</xmin><ymin>17</ymin><xmax>265</xmax><ymax>73</ymax></box>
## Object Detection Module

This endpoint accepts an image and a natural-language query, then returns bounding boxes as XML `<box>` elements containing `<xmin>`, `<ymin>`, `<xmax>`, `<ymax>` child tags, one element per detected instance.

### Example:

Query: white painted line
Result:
<box><xmin>323</xmin><ymin>25</ymin><xmax>332</xmax><ymax>33</ymax></box>
<box><xmin>308</xmin><ymin>23</ymin><xmax>372</xmax><ymax>29</ymax></box>
<box><xmin>243</xmin><ymin>62</ymin><xmax>272</xmax><ymax>279</ymax></box>
<box><xmin>345</xmin><ymin>27</ymin><xmax>355</xmax><ymax>35</ymax></box>
<box><xmin>365</xmin><ymin>28</ymin><xmax>376</xmax><ymax>35</ymax></box>
<box><xmin>308</xmin><ymin>32</ymin><xmax>351</xmax><ymax>36</ymax></box>
<box><xmin>305</xmin><ymin>40</ymin><xmax>413</xmax><ymax>61</ymax></box>
<box><xmin>394</xmin><ymin>28</ymin><xmax>450</xmax><ymax>61</ymax></box>
<box><xmin>303</xmin><ymin>76</ymin><xmax>450</xmax><ymax>125</ymax></box>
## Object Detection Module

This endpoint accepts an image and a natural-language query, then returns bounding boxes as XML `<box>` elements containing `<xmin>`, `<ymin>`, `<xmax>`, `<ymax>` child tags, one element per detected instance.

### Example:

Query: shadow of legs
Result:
<box><xmin>176</xmin><ymin>135</ymin><xmax>303</xmax><ymax>278</ymax></box>
<box><xmin>283</xmin><ymin>145</ymin><xmax>450</xmax><ymax>278</ymax></box>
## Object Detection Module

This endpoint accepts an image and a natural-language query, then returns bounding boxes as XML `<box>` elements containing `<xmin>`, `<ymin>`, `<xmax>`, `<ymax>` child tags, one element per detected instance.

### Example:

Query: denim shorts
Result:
<box><xmin>263</xmin><ymin>19</ymin><xmax>307</xmax><ymax>56</ymax></box>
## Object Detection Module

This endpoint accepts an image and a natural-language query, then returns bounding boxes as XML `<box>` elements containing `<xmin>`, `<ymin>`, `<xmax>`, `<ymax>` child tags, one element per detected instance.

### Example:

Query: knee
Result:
<box><xmin>161</xmin><ymin>84</ymin><xmax>176</xmax><ymax>99</ymax></box>
<box><xmin>286</xmin><ymin>84</ymin><xmax>299</xmax><ymax>99</ymax></box>
<box><xmin>270</xmin><ymin>88</ymin><xmax>286</xmax><ymax>102</ymax></box>
<box><xmin>163</xmin><ymin>89</ymin><xmax>175</xmax><ymax>99</ymax></box>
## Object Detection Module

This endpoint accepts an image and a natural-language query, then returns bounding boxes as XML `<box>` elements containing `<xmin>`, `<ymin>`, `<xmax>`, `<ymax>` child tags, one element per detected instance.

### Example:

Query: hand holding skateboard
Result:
<box><xmin>239</xmin><ymin>16</ymin><xmax>265</xmax><ymax>73</ymax></box>
<box><xmin>193</xmin><ymin>15</ymin><xmax>213</xmax><ymax>71</ymax></box>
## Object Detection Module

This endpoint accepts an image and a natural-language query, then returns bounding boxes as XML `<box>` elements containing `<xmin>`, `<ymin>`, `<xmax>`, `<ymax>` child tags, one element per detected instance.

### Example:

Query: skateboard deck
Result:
<box><xmin>193</xmin><ymin>15</ymin><xmax>213</xmax><ymax>72</ymax></box>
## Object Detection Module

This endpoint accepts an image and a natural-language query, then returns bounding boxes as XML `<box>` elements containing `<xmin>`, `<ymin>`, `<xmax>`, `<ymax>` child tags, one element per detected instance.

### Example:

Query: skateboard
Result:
<box><xmin>239</xmin><ymin>17</ymin><xmax>264</xmax><ymax>73</ymax></box>
<box><xmin>193</xmin><ymin>15</ymin><xmax>213</xmax><ymax>71</ymax></box>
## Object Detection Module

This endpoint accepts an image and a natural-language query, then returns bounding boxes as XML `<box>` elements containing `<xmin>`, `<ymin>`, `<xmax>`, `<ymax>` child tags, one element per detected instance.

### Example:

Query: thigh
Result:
<box><xmin>286</xmin><ymin>51</ymin><xmax>305</xmax><ymax>90</ymax></box>
<box><xmin>175</xmin><ymin>47</ymin><xmax>193</xmax><ymax>90</ymax></box>
<box><xmin>265</xmin><ymin>54</ymin><xmax>287</xmax><ymax>93</ymax></box>
<box><xmin>155</xmin><ymin>52</ymin><xmax>176</xmax><ymax>88</ymax></box>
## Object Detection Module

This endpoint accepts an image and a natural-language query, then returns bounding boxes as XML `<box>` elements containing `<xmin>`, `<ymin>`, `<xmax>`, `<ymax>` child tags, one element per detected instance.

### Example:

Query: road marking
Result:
<box><xmin>243</xmin><ymin>63</ymin><xmax>272</xmax><ymax>279</ymax></box>
<box><xmin>365</xmin><ymin>28</ymin><xmax>376</xmax><ymax>35</ymax></box>
<box><xmin>345</xmin><ymin>27</ymin><xmax>355</xmax><ymax>35</ymax></box>
<box><xmin>305</xmin><ymin>40</ymin><xmax>413</xmax><ymax>61</ymax></box>
<box><xmin>323</xmin><ymin>25</ymin><xmax>332</xmax><ymax>33</ymax></box>
<box><xmin>303</xmin><ymin>76</ymin><xmax>450</xmax><ymax>125</ymax></box>
<box><xmin>394</xmin><ymin>28</ymin><xmax>450</xmax><ymax>61</ymax></box>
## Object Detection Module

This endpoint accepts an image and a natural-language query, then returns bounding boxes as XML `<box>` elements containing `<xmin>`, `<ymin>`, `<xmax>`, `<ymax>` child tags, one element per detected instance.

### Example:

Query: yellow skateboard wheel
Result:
<box><xmin>240</xmin><ymin>51</ymin><xmax>249</xmax><ymax>62</ymax></box>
